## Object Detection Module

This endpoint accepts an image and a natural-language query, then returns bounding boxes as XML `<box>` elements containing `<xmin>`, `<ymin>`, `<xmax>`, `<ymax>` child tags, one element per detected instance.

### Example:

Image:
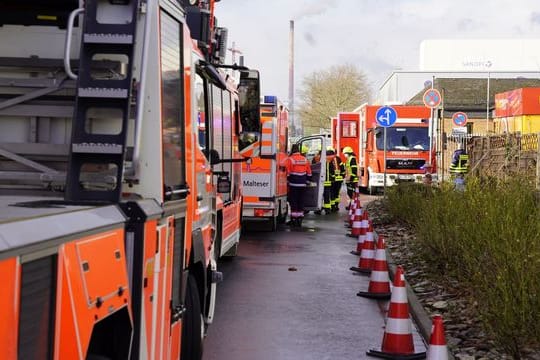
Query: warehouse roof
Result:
<box><xmin>406</xmin><ymin>78</ymin><xmax>540</xmax><ymax>117</ymax></box>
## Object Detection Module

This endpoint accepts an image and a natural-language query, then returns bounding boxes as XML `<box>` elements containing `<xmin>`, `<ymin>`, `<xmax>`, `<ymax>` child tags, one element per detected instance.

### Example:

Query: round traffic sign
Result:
<box><xmin>452</xmin><ymin>112</ymin><xmax>468</xmax><ymax>127</ymax></box>
<box><xmin>423</xmin><ymin>88</ymin><xmax>442</xmax><ymax>108</ymax></box>
<box><xmin>375</xmin><ymin>106</ymin><xmax>397</xmax><ymax>128</ymax></box>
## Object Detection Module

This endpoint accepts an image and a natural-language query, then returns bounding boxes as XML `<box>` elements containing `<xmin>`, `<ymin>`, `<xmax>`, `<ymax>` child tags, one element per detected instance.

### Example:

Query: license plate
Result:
<box><xmin>397</xmin><ymin>174</ymin><xmax>413</xmax><ymax>180</ymax></box>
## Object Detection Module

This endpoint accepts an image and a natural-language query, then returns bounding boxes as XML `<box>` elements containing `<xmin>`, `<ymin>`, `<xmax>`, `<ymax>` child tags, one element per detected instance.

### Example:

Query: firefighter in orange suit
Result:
<box><xmin>284</xmin><ymin>143</ymin><xmax>312</xmax><ymax>226</ymax></box>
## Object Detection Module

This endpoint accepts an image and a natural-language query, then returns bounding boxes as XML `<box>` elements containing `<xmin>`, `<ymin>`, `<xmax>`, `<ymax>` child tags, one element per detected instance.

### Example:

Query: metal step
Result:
<box><xmin>84</xmin><ymin>33</ymin><xmax>134</xmax><ymax>45</ymax></box>
<box><xmin>72</xmin><ymin>143</ymin><xmax>123</xmax><ymax>154</ymax></box>
<box><xmin>78</xmin><ymin>87</ymin><xmax>128</xmax><ymax>98</ymax></box>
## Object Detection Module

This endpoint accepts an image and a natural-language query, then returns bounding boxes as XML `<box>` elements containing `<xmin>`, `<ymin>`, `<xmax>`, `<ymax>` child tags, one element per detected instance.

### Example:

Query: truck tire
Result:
<box><xmin>270</xmin><ymin>216</ymin><xmax>277</xmax><ymax>231</ymax></box>
<box><xmin>181</xmin><ymin>275</ymin><xmax>204</xmax><ymax>360</ymax></box>
<box><xmin>277</xmin><ymin>201</ymin><xmax>286</xmax><ymax>224</ymax></box>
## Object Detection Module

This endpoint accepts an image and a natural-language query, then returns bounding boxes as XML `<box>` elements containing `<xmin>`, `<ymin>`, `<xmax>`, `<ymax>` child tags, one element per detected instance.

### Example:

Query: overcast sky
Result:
<box><xmin>216</xmin><ymin>0</ymin><xmax>540</xmax><ymax>102</ymax></box>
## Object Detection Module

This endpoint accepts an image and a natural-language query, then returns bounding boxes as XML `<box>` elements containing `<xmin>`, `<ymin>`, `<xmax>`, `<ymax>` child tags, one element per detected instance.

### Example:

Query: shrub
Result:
<box><xmin>386</xmin><ymin>177</ymin><xmax>540</xmax><ymax>357</ymax></box>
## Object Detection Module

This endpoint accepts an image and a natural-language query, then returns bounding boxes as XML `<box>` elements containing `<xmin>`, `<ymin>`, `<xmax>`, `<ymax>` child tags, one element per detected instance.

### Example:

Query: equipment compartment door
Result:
<box><xmin>295</xmin><ymin>135</ymin><xmax>326</xmax><ymax>211</ymax></box>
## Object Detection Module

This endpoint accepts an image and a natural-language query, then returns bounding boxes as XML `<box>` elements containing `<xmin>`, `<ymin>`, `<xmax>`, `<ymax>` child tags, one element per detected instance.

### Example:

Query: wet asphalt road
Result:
<box><xmin>203</xmin><ymin>195</ymin><xmax>426</xmax><ymax>360</ymax></box>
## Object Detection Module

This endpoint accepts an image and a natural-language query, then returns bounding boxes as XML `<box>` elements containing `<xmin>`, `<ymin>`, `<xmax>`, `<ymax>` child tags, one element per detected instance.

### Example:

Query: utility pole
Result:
<box><xmin>289</xmin><ymin>20</ymin><xmax>296</xmax><ymax>136</ymax></box>
<box><xmin>228</xmin><ymin>41</ymin><xmax>242</xmax><ymax>65</ymax></box>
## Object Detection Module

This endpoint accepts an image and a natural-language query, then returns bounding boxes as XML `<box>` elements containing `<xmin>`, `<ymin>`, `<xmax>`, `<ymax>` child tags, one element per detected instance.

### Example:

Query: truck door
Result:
<box><xmin>295</xmin><ymin>135</ymin><xmax>326</xmax><ymax>211</ymax></box>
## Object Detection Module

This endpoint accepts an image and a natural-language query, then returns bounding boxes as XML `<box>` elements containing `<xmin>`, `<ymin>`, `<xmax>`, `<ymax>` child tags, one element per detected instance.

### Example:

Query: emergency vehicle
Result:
<box><xmin>0</xmin><ymin>1</ymin><xmax>260</xmax><ymax>359</ymax></box>
<box><xmin>333</xmin><ymin>106</ymin><xmax>435</xmax><ymax>194</ymax></box>
<box><xmin>241</xmin><ymin>96</ymin><xmax>289</xmax><ymax>230</ymax></box>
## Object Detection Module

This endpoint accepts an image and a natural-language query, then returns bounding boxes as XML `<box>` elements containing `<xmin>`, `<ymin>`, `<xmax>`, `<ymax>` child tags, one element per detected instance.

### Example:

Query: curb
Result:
<box><xmin>386</xmin><ymin>248</ymin><xmax>455</xmax><ymax>360</ymax></box>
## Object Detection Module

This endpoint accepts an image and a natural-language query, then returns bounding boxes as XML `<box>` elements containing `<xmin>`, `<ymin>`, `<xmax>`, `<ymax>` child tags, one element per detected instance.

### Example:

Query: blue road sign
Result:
<box><xmin>375</xmin><ymin>106</ymin><xmax>397</xmax><ymax>127</ymax></box>
<box><xmin>453</xmin><ymin>112</ymin><xmax>468</xmax><ymax>127</ymax></box>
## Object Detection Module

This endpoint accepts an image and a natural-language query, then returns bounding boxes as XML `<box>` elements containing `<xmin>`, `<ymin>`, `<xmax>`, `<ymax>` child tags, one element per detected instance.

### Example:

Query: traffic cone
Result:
<box><xmin>367</xmin><ymin>266</ymin><xmax>426</xmax><ymax>359</ymax></box>
<box><xmin>350</xmin><ymin>215</ymin><xmax>374</xmax><ymax>274</ymax></box>
<box><xmin>426</xmin><ymin>315</ymin><xmax>448</xmax><ymax>360</ymax></box>
<box><xmin>351</xmin><ymin>217</ymin><xmax>370</xmax><ymax>256</ymax></box>
<box><xmin>358</xmin><ymin>236</ymin><xmax>391</xmax><ymax>300</ymax></box>
<box><xmin>348</xmin><ymin>207</ymin><xmax>363</xmax><ymax>238</ymax></box>
<box><xmin>346</xmin><ymin>190</ymin><xmax>358</xmax><ymax>212</ymax></box>
<box><xmin>345</xmin><ymin>196</ymin><xmax>357</xmax><ymax>226</ymax></box>
<box><xmin>347</xmin><ymin>197</ymin><xmax>361</xmax><ymax>227</ymax></box>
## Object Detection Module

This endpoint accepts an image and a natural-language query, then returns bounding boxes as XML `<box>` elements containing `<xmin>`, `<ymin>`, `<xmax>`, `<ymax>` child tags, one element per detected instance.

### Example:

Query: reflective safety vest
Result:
<box><xmin>449</xmin><ymin>154</ymin><xmax>469</xmax><ymax>174</ymax></box>
<box><xmin>324</xmin><ymin>160</ymin><xmax>335</xmax><ymax>186</ymax></box>
<box><xmin>285</xmin><ymin>152</ymin><xmax>312</xmax><ymax>187</ymax></box>
<box><xmin>346</xmin><ymin>155</ymin><xmax>358</xmax><ymax>182</ymax></box>
<box><xmin>334</xmin><ymin>157</ymin><xmax>344</xmax><ymax>182</ymax></box>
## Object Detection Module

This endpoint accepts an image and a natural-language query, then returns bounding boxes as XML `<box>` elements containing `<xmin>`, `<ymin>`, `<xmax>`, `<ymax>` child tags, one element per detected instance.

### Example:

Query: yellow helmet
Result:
<box><xmin>326</xmin><ymin>145</ymin><xmax>335</xmax><ymax>152</ymax></box>
<box><xmin>342</xmin><ymin>146</ymin><xmax>353</xmax><ymax>154</ymax></box>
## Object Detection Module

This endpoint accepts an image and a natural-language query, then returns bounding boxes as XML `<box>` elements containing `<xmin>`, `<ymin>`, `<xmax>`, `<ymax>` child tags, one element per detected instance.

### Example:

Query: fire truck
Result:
<box><xmin>333</xmin><ymin>105</ymin><xmax>435</xmax><ymax>194</ymax></box>
<box><xmin>0</xmin><ymin>1</ymin><xmax>260</xmax><ymax>359</ymax></box>
<box><xmin>241</xmin><ymin>96</ymin><xmax>289</xmax><ymax>231</ymax></box>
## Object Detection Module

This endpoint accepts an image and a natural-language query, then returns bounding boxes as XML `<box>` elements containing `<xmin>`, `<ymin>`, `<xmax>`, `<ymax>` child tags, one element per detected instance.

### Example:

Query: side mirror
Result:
<box><xmin>238</xmin><ymin>69</ymin><xmax>261</xmax><ymax>133</ymax></box>
<box><xmin>210</xmin><ymin>149</ymin><xmax>221</xmax><ymax>165</ymax></box>
<box><xmin>217</xmin><ymin>175</ymin><xmax>231</xmax><ymax>193</ymax></box>
<box><xmin>238</xmin><ymin>131</ymin><xmax>260</xmax><ymax>158</ymax></box>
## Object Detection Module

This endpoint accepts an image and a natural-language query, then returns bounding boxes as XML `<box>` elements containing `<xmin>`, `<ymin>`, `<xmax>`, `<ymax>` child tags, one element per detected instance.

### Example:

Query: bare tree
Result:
<box><xmin>297</xmin><ymin>64</ymin><xmax>370</xmax><ymax>135</ymax></box>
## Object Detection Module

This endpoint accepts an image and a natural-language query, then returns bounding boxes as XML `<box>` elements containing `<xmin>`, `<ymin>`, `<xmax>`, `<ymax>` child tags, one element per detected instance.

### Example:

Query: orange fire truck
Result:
<box><xmin>241</xmin><ymin>96</ymin><xmax>289</xmax><ymax>230</ymax></box>
<box><xmin>0</xmin><ymin>1</ymin><xmax>260</xmax><ymax>359</ymax></box>
<box><xmin>333</xmin><ymin>105</ymin><xmax>435</xmax><ymax>194</ymax></box>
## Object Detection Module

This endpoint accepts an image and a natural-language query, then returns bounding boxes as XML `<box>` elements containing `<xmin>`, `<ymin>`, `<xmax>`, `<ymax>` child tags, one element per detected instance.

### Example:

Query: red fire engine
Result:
<box><xmin>0</xmin><ymin>1</ymin><xmax>261</xmax><ymax>359</ymax></box>
<box><xmin>333</xmin><ymin>105</ymin><xmax>435</xmax><ymax>194</ymax></box>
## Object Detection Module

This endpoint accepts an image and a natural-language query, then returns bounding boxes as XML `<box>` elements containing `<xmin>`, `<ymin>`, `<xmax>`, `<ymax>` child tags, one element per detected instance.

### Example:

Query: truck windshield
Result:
<box><xmin>375</xmin><ymin>127</ymin><xmax>429</xmax><ymax>151</ymax></box>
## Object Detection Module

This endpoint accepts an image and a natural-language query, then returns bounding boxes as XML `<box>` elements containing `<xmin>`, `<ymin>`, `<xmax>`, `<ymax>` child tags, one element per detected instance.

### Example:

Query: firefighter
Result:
<box><xmin>449</xmin><ymin>146</ymin><xmax>469</xmax><ymax>174</ymax></box>
<box><xmin>332</xmin><ymin>149</ymin><xmax>345</xmax><ymax>212</ymax></box>
<box><xmin>321</xmin><ymin>147</ymin><xmax>336</xmax><ymax>214</ymax></box>
<box><xmin>343</xmin><ymin>146</ymin><xmax>358</xmax><ymax>202</ymax></box>
<box><xmin>284</xmin><ymin>144</ymin><xmax>312</xmax><ymax>226</ymax></box>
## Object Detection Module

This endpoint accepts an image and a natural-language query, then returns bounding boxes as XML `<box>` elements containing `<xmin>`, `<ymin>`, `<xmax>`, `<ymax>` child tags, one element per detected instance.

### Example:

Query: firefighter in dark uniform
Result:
<box><xmin>321</xmin><ymin>147</ymin><xmax>336</xmax><ymax>214</ymax></box>
<box><xmin>449</xmin><ymin>146</ymin><xmax>469</xmax><ymax>174</ymax></box>
<box><xmin>284</xmin><ymin>144</ymin><xmax>312</xmax><ymax>226</ymax></box>
<box><xmin>343</xmin><ymin>146</ymin><xmax>358</xmax><ymax>201</ymax></box>
<box><xmin>332</xmin><ymin>149</ymin><xmax>345</xmax><ymax>212</ymax></box>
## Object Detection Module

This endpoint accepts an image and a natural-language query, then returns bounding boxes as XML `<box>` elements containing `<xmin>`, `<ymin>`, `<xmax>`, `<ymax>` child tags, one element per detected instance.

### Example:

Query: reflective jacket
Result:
<box><xmin>285</xmin><ymin>152</ymin><xmax>312</xmax><ymax>187</ymax></box>
<box><xmin>346</xmin><ymin>155</ymin><xmax>358</xmax><ymax>182</ymax></box>
<box><xmin>334</xmin><ymin>157</ymin><xmax>344</xmax><ymax>182</ymax></box>
<box><xmin>324</xmin><ymin>158</ymin><xmax>336</xmax><ymax>186</ymax></box>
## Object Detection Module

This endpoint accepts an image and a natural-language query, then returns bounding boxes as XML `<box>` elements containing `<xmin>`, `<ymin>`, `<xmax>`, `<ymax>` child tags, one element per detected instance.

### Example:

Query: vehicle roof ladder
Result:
<box><xmin>65</xmin><ymin>0</ymin><xmax>139</xmax><ymax>202</ymax></box>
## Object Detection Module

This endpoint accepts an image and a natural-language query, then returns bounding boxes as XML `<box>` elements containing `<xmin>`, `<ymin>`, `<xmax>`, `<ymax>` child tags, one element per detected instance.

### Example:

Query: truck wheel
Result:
<box><xmin>270</xmin><ymin>216</ymin><xmax>277</xmax><ymax>231</ymax></box>
<box><xmin>277</xmin><ymin>201</ymin><xmax>286</xmax><ymax>224</ymax></box>
<box><xmin>181</xmin><ymin>275</ymin><xmax>204</xmax><ymax>360</ymax></box>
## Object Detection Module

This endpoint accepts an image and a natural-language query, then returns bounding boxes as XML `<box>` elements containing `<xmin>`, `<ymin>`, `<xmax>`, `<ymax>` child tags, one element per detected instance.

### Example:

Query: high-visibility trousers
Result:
<box><xmin>323</xmin><ymin>184</ymin><xmax>332</xmax><ymax>210</ymax></box>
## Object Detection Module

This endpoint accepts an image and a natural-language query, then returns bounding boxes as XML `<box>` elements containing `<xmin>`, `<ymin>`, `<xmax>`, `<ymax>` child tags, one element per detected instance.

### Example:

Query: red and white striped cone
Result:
<box><xmin>348</xmin><ymin>207</ymin><xmax>363</xmax><ymax>238</ymax></box>
<box><xmin>351</xmin><ymin>217</ymin><xmax>370</xmax><ymax>256</ymax></box>
<box><xmin>367</xmin><ymin>266</ymin><xmax>426</xmax><ymax>359</ymax></box>
<box><xmin>345</xmin><ymin>196</ymin><xmax>357</xmax><ymax>226</ymax></box>
<box><xmin>347</xmin><ymin>197</ymin><xmax>361</xmax><ymax>227</ymax></box>
<box><xmin>358</xmin><ymin>236</ymin><xmax>391</xmax><ymax>300</ymax></box>
<box><xmin>350</xmin><ymin>214</ymin><xmax>374</xmax><ymax>274</ymax></box>
<box><xmin>348</xmin><ymin>189</ymin><xmax>358</xmax><ymax>211</ymax></box>
<box><xmin>426</xmin><ymin>315</ymin><xmax>448</xmax><ymax>360</ymax></box>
